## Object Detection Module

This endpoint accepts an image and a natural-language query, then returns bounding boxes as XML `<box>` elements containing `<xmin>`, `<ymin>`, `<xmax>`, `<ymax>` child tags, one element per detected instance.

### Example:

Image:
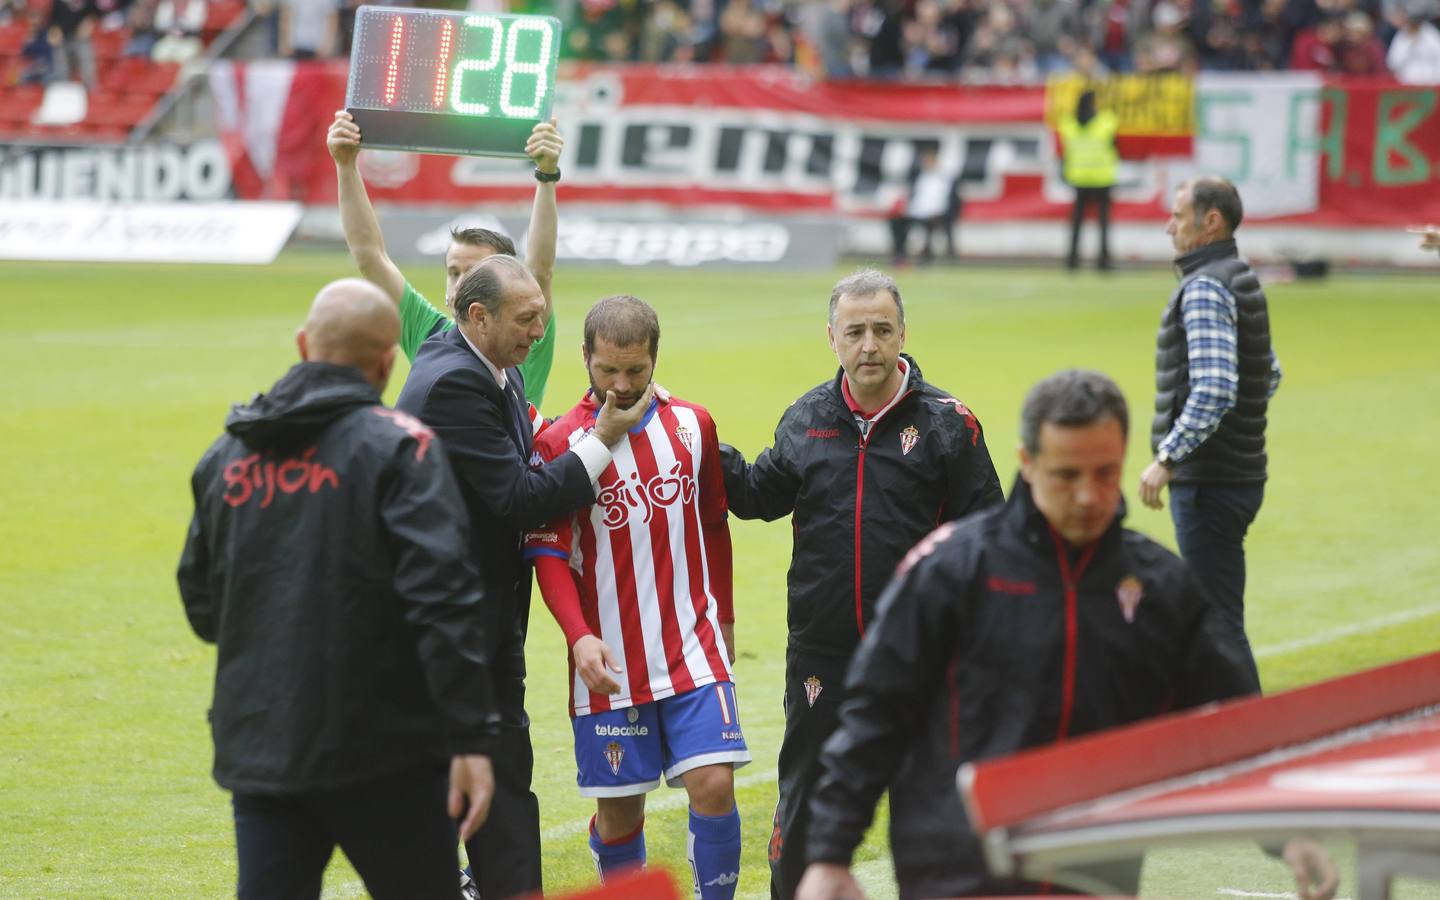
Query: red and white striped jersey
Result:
<box><xmin>524</xmin><ymin>393</ymin><xmax>731</xmax><ymax>716</ymax></box>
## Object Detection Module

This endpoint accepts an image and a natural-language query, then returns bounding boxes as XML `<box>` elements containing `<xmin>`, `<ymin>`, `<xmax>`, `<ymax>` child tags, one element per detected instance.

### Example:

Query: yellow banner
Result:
<box><xmin>1045</xmin><ymin>75</ymin><xmax>1194</xmax><ymax>136</ymax></box>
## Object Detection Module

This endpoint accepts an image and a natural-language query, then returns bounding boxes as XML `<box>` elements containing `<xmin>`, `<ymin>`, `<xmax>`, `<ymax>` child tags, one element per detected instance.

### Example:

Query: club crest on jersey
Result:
<box><xmin>604</xmin><ymin>741</ymin><xmax>624</xmax><ymax>775</ymax></box>
<box><xmin>674</xmin><ymin>424</ymin><xmax>693</xmax><ymax>452</ymax></box>
<box><xmin>900</xmin><ymin>425</ymin><xmax>920</xmax><ymax>456</ymax></box>
<box><xmin>1116</xmin><ymin>575</ymin><xmax>1144</xmax><ymax>624</ymax></box>
<box><xmin>804</xmin><ymin>676</ymin><xmax>823</xmax><ymax>707</ymax></box>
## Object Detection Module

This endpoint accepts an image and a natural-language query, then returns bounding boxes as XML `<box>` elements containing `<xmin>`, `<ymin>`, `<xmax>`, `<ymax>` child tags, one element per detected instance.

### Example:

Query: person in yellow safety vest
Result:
<box><xmin>1059</xmin><ymin>89</ymin><xmax>1119</xmax><ymax>271</ymax></box>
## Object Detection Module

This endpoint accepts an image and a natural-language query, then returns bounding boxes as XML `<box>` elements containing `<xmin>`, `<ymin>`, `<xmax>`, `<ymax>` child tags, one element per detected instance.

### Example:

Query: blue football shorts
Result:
<box><xmin>571</xmin><ymin>682</ymin><xmax>752</xmax><ymax>798</ymax></box>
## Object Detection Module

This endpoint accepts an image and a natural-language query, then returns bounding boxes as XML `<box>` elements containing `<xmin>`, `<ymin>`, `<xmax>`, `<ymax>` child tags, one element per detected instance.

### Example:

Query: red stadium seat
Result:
<box><xmin>1</xmin><ymin>83</ymin><xmax>44</xmax><ymax>109</ymax></box>
<box><xmin>85</xmin><ymin>93</ymin><xmax>154</xmax><ymax>129</ymax></box>
<box><xmin>92</xmin><ymin>26</ymin><xmax>130</xmax><ymax>61</ymax></box>
<box><xmin>99</xmin><ymin>58</ymin><xmax>177</xmax><ymax>96</ymax></box>
<box><xmin>78</xmin><ymin>121</ymin><xmax>128</xmax><ymax>140</ymax></box>
<box><xmin>0</xmin><ymin>83</ymin><xmax>45</xmax><ymax>129</ymax></box>
<box><xmin>29</xmin><ymin>122</ymin><xmax>87</xmax><ymax>139</ymax></box>
<box><xmin>0</xmin><ymin>21</ymin><xmax>30</xmax><ymax>55</ymax></box>
<box><xmin>130</xmin><ymin>61</ymin><xmax>179</xmax><ymax>96</ymax></box>
<box><xmin>203</xmin><ymin>0</ymin><xmax>245</xmax><ymax>37</ymax></box>
<box><xmin>99</xmin><ymin>54</ymin><xmax>151</xmax><ymax>92</ymax></box>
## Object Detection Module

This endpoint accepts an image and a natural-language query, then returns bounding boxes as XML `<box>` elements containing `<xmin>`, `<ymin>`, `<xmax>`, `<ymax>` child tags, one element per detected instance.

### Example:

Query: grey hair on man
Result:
<box><xmin>828</xmin><ymin>268</ymin><xmax>904</xmax><ymax>326</ymax></box>
<box><xmin>451</xmin><ymin>254</ymin><xmax>535</xmax><ymax>322</ymax></box>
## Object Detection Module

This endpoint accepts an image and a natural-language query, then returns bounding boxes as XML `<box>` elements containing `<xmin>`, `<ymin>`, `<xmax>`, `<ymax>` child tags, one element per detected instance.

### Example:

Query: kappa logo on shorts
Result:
<box><xmin>674</xmin><ymin>424</ymin><xmax>693</xmax><ymax>452</ymax></box>
<box><xmin>1116</xmin><ymin>575</ymin><xmax>1144</xmax><ymax>624</ymax></box>
<box><xmin>900</xmin><ymin>425</ymin><xmax>920</xmax><ymax>456</ymax></box>
<box><xmin>804</xmin><ymin>676</ymin><xmax>823</xmax><ymax>707</ymax></box>
<box><xmin>603</xmin><ymin>741</ymin><xmax>624</xmax><ymax>775</ymax></box>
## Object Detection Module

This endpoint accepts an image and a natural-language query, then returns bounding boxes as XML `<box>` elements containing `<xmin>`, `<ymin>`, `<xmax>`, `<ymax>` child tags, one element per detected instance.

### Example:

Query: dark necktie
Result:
<box><xmin>502</xmin><ymin>376</ymin><xmax>528</xmax><ymax>453</ymax></box>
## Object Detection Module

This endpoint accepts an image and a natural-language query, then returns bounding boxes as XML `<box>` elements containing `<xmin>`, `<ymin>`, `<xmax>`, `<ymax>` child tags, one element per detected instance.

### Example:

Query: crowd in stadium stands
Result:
<box><xmin>536</xmin><ymin>0</ymin><xmax>1440</xmax><ymax>82</ymax></box>
<box><xmin>0</xmin><ymin>0</ymin><xmax>244</xmax><ymax>83</ymax></box>
<box><xmin>235</xmin><ymin>0</ymin><xmax>1440</xmax><ymax>82</ymax></box>
<box><xmin>3</xmin><ymin>0</ymin><xmax>1438</xmax><ymax>93</ymax></box>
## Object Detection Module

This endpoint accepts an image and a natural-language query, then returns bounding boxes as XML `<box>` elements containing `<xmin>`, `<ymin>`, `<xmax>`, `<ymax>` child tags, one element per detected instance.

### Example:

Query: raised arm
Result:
<box><xmin>328</xmin><ymin>110</ymin><xmax>406</xmax><ymax>304</ymax></box>
<box><xmin>523</xmin><ymin>118</ymin><xmax>562</xmax><ymax>321</ymax></box>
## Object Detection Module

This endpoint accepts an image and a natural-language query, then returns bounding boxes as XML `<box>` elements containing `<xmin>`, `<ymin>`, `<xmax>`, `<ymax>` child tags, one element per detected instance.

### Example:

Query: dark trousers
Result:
<box><xmin>1067</xmin><ymin>186</ymin><xmax>1112</xmax><ymax>269</ymax></box>
<box><xmin>770</xmin><ymin>648</ymin><xmax>852</xmax><ymax>900</ymax></box>
<box><xmin>890</xmin><ymin>215</ymin><xmax>956</xmax><ymax>261</ymax></box>
<box><xmin>464</xmin><ymin>640</ymin><xmax>543</xmax><ymax>899</ymax></box>
<box><xmin>1170</xmin><ymin>480</ymin><xmax>1265</xmax><ymax>687</ymax></box>
<box><xmin>232</xmin><ymin>764</ymin><xmax>461</xmax><ymax>900</ymax></box>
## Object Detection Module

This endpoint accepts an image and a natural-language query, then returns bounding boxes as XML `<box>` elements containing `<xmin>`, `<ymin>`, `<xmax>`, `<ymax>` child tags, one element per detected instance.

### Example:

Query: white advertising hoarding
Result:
<box><xmin>0</xmin><ymin>202</ymin><xmax>302</xmax><ymax>264</ymax></box>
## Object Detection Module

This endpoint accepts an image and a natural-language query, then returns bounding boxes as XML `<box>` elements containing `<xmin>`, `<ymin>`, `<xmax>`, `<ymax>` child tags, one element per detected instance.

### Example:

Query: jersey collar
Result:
<box><xmin>584</xmin><ymin>390</ymin><xmax>662</xmax><ymax>434</ymax></box>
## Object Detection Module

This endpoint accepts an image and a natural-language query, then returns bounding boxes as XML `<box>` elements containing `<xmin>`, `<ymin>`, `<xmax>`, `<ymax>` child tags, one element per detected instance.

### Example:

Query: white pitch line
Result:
<box><xmin>1217</xmin><ymin>890</ymin><xmax>1354</xmax><ymax>900</ymax></box>
<box><xmin>541</xmin><ymin>768</ymin><xmax>778</xmax><ymax>842</ymax></box>
<box><xmin>1254</xmin><ymin>602</ymin><xmax>1440</xmax><ymax>659</ymax></box>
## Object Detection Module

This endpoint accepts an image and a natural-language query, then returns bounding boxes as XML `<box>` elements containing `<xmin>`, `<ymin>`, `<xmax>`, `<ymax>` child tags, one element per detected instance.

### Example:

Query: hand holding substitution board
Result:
<box><xmin>344</xmin><ymin>6</ymin><xmax>562</xmax><ymax>158</ymax></box>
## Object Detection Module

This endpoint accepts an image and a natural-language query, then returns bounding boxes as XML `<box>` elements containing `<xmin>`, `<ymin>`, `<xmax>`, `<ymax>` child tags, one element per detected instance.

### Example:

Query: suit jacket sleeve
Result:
<box><xmin>380</xmin><ymin>430</ymin><xmax>502</xmax><ymax>755</ymax></box>
<box><xmin>424</xmin><ymin>366</ymin><xmax>593</xmax><ymax>530</ymax></box>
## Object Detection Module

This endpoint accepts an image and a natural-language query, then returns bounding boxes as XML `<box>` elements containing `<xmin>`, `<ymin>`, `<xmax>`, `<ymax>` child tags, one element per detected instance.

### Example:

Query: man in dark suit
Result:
<box><xmin>397</xmin><ymin>254</ymin><xmax>652</xmax><ymax>899</ymax></box>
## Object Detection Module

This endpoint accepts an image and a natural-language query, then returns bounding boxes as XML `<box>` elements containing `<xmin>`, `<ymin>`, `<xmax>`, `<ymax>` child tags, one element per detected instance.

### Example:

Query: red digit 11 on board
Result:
<box><xmin>379</xmin><ymin>13</ymin><xmax>555</xmax><ymax>117</ymax></box>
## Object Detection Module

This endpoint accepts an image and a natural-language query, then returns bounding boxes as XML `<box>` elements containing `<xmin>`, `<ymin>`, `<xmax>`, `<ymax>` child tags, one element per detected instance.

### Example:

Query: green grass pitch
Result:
<box><xmin>1</xmin><ymin>253</ymin><xmax>1438</xmax><ymax>898</ymax></box>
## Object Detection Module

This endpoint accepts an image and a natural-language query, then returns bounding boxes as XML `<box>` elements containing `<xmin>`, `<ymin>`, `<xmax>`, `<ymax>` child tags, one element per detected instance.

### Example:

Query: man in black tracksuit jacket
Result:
<box><xmin>721</xmin><ymin>269</ymin><xmax>1004</xmax><ymax>900</ymax></box>
<box><xmin>178</xmin><ymin>281</ymin><xmax>500</xmax><ymax>899</ymax></box>
<box><xmin>797</xmin><ymin>370</ymin><xmax>1260</xmax><ymax>900</ymax></box>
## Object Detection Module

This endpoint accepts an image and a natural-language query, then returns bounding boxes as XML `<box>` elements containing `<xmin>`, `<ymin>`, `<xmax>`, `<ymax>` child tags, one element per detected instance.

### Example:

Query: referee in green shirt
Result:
<box><xmin>327</xmin><ymin>111</ymin><xmax>563</xmax><ymax>409</ymax></box>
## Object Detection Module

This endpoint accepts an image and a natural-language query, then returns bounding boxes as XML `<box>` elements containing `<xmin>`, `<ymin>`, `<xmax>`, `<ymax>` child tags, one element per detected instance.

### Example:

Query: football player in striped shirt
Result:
<box><xmin>524</xmin><ymin>295</ymin><xmax>747</xmax><ymax>900</ymax></box>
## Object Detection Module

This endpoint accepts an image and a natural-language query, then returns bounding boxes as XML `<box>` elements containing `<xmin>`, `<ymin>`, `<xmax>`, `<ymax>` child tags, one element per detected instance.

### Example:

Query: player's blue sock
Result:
<box><xmin>688</xmin><ymin>805</ymin><xmax>741</xmax><ymax>900</ymax></box>
<box><xmin>588</xmin><ymin>815</ymin><xmax>646</xmax><ymax>884</ymax></box>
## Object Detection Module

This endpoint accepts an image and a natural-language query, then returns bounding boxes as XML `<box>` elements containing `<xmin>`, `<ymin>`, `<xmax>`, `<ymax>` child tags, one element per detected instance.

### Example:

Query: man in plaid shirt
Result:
<box><xmin>1140</xmin><ymin>177</ymin><xmax>1281</xmax><ymax>687</ymax></box>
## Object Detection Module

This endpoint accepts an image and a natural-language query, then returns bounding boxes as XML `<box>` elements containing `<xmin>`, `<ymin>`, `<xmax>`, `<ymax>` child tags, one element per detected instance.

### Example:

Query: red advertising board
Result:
<box><xmin>960</xmin><ymin>651</ymin><xmax>1440</xmax><ymax>892</ymax></box>
<box><xmin>1316</xmin><ymin>78</ymin><xmax>1440</xmax><ymax>226</ymax></box>
<box><xmin>206</xmin><ymin>63</ymin><xmax>1440</xmax><ymax>226</ymax></box>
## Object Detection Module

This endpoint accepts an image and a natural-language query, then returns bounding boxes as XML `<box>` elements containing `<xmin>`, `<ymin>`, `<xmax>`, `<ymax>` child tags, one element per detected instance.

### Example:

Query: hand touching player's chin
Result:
<box><xmin>594</xmin><ymin>384</ymin><xmax>656</xmax><ymax>446</ymax></box>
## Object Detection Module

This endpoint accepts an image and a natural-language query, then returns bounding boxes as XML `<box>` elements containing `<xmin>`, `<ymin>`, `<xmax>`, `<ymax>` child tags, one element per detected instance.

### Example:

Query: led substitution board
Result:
<box><xmin>345</xmin><ymin>6</ymin><xmax>562</xmax><ymax>158</ymax></box>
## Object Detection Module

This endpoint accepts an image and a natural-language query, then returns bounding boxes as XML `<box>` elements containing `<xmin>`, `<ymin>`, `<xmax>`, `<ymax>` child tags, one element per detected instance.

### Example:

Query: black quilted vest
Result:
<box><xmin>1151</xmin><ymin>238</ymin><xmax>1273</xmax><ymax>483</ymax></box>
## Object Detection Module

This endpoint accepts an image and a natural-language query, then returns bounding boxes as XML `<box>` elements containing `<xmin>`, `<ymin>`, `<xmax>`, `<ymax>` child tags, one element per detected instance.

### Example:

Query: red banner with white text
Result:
<box><xmin>1315</xmin><ymin>79</ymin><xmax>1440</xmax><ymax>225</ymax></box>
<box><xmin>207</xmin><ymin>63</ymin><xmax>1440</xmax><ymax>226</ymax></box>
